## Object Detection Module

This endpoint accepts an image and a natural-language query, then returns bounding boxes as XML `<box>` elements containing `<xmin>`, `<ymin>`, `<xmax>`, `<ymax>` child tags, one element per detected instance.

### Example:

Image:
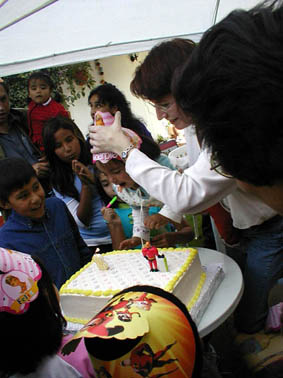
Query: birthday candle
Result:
<box><xmin>163</xmin><ymin>255</ymin><xmax>169</xmax><ymax>272</ymax></box>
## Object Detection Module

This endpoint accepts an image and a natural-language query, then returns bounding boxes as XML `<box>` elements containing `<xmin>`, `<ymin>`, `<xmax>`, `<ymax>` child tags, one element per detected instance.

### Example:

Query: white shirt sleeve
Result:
<box><xmin>158</xmin><ymin>204</ymin><xmax>183</xmax><ymax>223</ymax></box>
<box><xmin>126</xmin><ymin>149</ymin><xmax>237</xmax><ymax>214</ymax></box>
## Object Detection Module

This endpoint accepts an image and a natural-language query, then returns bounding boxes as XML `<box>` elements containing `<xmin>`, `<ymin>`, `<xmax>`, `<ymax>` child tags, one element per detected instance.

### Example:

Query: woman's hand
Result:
<box><xmin>89</xmin><ymin>111</ymin><xmax>131</xmax><ymax>156</ymax></box>
<box><xmin>72</xmin><ymin>160</ymin><xmax>94</xmax><ymax>186</ymax></box>
<box><xmin>144</xmin><ymin>213</ymin><xmax>170</xmax><ymax>230</ymax></box>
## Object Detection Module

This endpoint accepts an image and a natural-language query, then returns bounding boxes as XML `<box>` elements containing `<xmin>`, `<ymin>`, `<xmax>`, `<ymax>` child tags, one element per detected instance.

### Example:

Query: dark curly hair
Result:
<box><xmin>88</xmin><ymin>83</ymin><xmax>151</xmax><ymax>137</ymax></box>
<box><xmin>172</xmin><ymin>1</ymin><xmax>283</xmax><ymax>187</ymax></box>
<box><xmin>27</xmin><ymin>70</ymin><xmax>63</xmax><ymax>103</ymax></box>
<box><xmin>28</xmin><ymin>71</ymin><xmax>54</xmax><ymax>91</ymax></box>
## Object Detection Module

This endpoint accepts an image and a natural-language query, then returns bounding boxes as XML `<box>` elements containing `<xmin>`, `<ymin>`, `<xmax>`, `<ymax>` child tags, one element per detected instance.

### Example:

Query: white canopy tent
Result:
<box><xmin>0</xmin><ymin>0</ymin><xmax>260</xmax><ymax>77</ymax></box>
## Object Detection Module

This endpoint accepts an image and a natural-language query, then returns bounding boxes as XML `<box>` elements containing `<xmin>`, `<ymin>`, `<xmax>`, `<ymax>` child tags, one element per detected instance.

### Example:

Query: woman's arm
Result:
<box><xmin>89</xmin><ymin>112</ymin><xmax>236</xmax><ymax>215</ymax></box>
<box><xmin>126</xmin><ymin>149</ymin><xmax>236</xmax><ymax>214</ymax></box>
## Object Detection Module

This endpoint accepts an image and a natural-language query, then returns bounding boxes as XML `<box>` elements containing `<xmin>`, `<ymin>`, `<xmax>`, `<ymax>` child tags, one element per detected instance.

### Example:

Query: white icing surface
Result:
<box><xmin>64</xmin><ymin>250</ymin><xmax>191</xmax><ymax>293</ymax></box>
<box><xmin>60</xmin><ymin>250</ymin><xmax>224</xmax><ymax>327</ymax></box>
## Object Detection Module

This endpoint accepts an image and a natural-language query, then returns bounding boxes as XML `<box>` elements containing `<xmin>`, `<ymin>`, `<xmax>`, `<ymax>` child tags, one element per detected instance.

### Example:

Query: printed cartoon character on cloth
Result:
<box><xmin>116</xmin><ymin>307</ymin><xmax>141</xmax><ymax>322</ymax></box>
<box><xmin>131</xmin><ymin>292</ymin><xmax>157</xmax><ymax>311</ymax></box>
<box><xmin>142</xmin><ymin>241</ymin><xmax>161</xmax><ymax>272</ymax></box>
<box><xmin>80</xmin><ymin>309</ymin><xmax>124</xmax><ymax>337</ymax></box>
<box><xmin>121</xmin><ymin>341</ymin><xmax>178</xmax><ymax>377</ymax></box>
<box><xmin>95</xmin><ymin>113</ymin><xmax>106</xmax><ymax>126</ymax></box>
<box><xmin>62</xmin><ymin>285</ymin><xmax>203</xmax><ymax>378</ymax></box>
<box><xmin>0</xmin><ymin>248</ymin><xmax>41</xmax><ymax>314</ymax></box>
<box><xmin>92</xmin><ymin>111</ymin><xmax>142</xmax><ymax>164</ymax></box>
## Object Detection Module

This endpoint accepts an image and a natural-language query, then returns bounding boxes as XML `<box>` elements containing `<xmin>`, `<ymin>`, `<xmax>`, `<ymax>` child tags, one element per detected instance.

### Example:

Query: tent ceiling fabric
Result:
<box><xmin>0</xmin><ymin>0</ymin><xmax>260</xmax><ymax>77</ymax></box>
<box><xmin>0</xmin><ymin>0</ymin><xmax>57</xmax><ymax>31</ymax></box>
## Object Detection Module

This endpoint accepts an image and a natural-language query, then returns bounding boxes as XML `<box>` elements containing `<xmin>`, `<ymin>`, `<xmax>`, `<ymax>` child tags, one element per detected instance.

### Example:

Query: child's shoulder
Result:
<box><xmin>49</xmin><ymin>99</ymin><xmax>69</xmax><ymax>114</ymax></box>
<box><xmin>46</xmin><ymin>196</ymin><xmax>67</xmax><ymax>210</ymax></box>
<box><xmin>50</xmin><ymin>98</ymin><xmax>64</xmax><ymax>108</ymax></box>
<box><xmin>0</xmin><ymin>216</ymin><xmax>14</xmax><ymax>233</ymax></box>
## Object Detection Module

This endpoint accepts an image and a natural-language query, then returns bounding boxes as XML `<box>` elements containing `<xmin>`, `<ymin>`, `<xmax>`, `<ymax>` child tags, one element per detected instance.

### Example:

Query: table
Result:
<box><xmin>197</xmin><ymin>247</ymin><xmax>244</xmax><ymax>338</ymax></box>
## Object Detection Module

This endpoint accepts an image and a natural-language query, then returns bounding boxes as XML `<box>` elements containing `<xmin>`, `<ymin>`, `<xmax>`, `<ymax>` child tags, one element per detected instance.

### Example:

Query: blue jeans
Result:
<box><xmin>227</xmin><ymin>215</ymin><xmax>283</xmax><ymax>333</ymax></box>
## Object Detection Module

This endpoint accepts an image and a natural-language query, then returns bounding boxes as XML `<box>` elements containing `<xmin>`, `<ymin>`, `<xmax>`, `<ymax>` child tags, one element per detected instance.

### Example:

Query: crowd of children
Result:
<box><xmin>1</xmin><ymin>1</ymin><xmax>283</xmax><ymax>375</ymax></box>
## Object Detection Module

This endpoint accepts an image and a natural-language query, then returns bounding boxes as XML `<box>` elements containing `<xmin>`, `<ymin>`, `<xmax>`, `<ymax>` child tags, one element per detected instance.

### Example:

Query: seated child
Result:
<box><xmin>93</xmin><ymin>111</ymin><xmax>189</xmax><ymax>250</ymax></box>
<box><xmin>42</xmin><ymin>116</ymin><xmax>113</xmax><ymax>254</ymax></box>
<box><xmin>0</xmin><ymin>247</ymin><xmax>94</xmax><ymax>377</ymax></box>
<box><xmin>0</xmin><ymin>157</ymin><xmax>92</xmax><ymax>289</ymax></box>
<box><xmin>96</xmin><ymin>169</ymin><xmax>194</xmax><ymax>249</ymax></box>
<box><xmin>27</xmin><ymin>71</ymin><xmax>70</xmax><ymax>153</ymax></box>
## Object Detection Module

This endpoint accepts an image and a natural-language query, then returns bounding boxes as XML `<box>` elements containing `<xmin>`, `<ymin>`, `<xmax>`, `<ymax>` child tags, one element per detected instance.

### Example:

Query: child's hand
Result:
<box><xmin>32</xmin><ymin>160</ymin><xmax>50</xmax><ymax>178</ymax></box>
<box><xmin>119</xmin><ymin>237</ymin><xmax>141</xmax><ymax>250</ymax></box>
<box><xmin>72</xmin><ymin>160</ymin><xmax>94</xmax><ymax>185</ymax></box>
<box><xmin>101</xmin><ymin>207</ymin><xmax>121</xmax><ymax>225</ymax></box>
<box><xmin>151</xmin><ymin>233</ymin><xmax>176</xmax><ymax>248</ymax></box>
<box><xmin>144</xmin><ymin>213</ymin><xmax>170</xmax><ymax>230</ymax></box>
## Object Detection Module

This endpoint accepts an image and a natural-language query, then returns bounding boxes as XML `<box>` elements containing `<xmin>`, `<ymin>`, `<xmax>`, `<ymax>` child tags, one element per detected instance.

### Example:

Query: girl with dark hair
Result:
<box><xmin>93</xmin><ymin>111</ymin><xmax>187</xmax><ymax>250</ymax></box>
<box><xmin>88</xmin><ymin>83</ymin><xmax>153</xmax><ymax>139</ymax></box>
<box><xmin>0</xmin><ymin>248</ymin><xmax>92</xmax><ymax>377</ymax></box>
<box><xmin>42</xmin><ymin>116</ymin><xmax>112</xmax><ymax>253</ymax></box>
<box><xmin>27</xmin><ymin>71</ymin><xmax>70</xmax><ymax>152</ymax></box>
<box><xmin>96</xmin><ymin>168</ymin><xmax>194</xmax><ymax>250</ymax></box>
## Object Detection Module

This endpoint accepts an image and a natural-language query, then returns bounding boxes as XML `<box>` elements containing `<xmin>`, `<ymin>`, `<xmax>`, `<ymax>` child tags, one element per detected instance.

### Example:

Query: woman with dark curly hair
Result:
<box><xmin>88</xmin><ymin>83</ymin><xmax>153</xmax><ymax>139</ymax></box>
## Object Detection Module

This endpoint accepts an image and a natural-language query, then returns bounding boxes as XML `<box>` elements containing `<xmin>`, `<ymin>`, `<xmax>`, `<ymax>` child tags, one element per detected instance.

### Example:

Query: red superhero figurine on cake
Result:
<box><xmin>142</xmin><ymin>241</ymin><xmax>160</xmax><ymax>272</ymax></box>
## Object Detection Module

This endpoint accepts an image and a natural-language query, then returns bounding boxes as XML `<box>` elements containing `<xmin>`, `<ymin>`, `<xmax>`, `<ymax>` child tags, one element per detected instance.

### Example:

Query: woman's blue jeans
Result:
<box><xmin>227</xmin><ymin>215</ymin><xmax>283</xmax><ymax>333</ymax></box>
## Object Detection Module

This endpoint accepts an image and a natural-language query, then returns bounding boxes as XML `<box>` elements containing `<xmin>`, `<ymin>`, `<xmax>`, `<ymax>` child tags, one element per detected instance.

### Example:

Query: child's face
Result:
<box><xmin>96</xmin><ymin>160</ymin><xmax>138</xmax><ymax>191</ymax></box>
<box><xmin>98</xmin><ymin>171</ymin><xmax>116</xmax><ymax>198</ymax></box>
<box><xmin>4</xmin><ymin>176</ymin><xmax>45</xmax><ymax>220</ymax></box>
<box><xmin>89</xmin><ymin>94</ymin><xmax>117</xmax><ymax>121</ymax></box>
<box><xmin>28</xmin><ymin>78</ymin><xmax>51</xmax><ymax>104</ymax></box>
<box><xmin>54</xmin><ymin>128</ymin><xmax>81</xmax><ymax>164</ymax></box>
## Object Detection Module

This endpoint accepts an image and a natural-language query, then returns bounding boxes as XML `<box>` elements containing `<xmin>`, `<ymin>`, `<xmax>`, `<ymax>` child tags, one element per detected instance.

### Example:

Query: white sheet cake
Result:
<box><xmin>60</xmin><ymin>248</ymin><xmax>224</xmax><ymax>326</ymax></box>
